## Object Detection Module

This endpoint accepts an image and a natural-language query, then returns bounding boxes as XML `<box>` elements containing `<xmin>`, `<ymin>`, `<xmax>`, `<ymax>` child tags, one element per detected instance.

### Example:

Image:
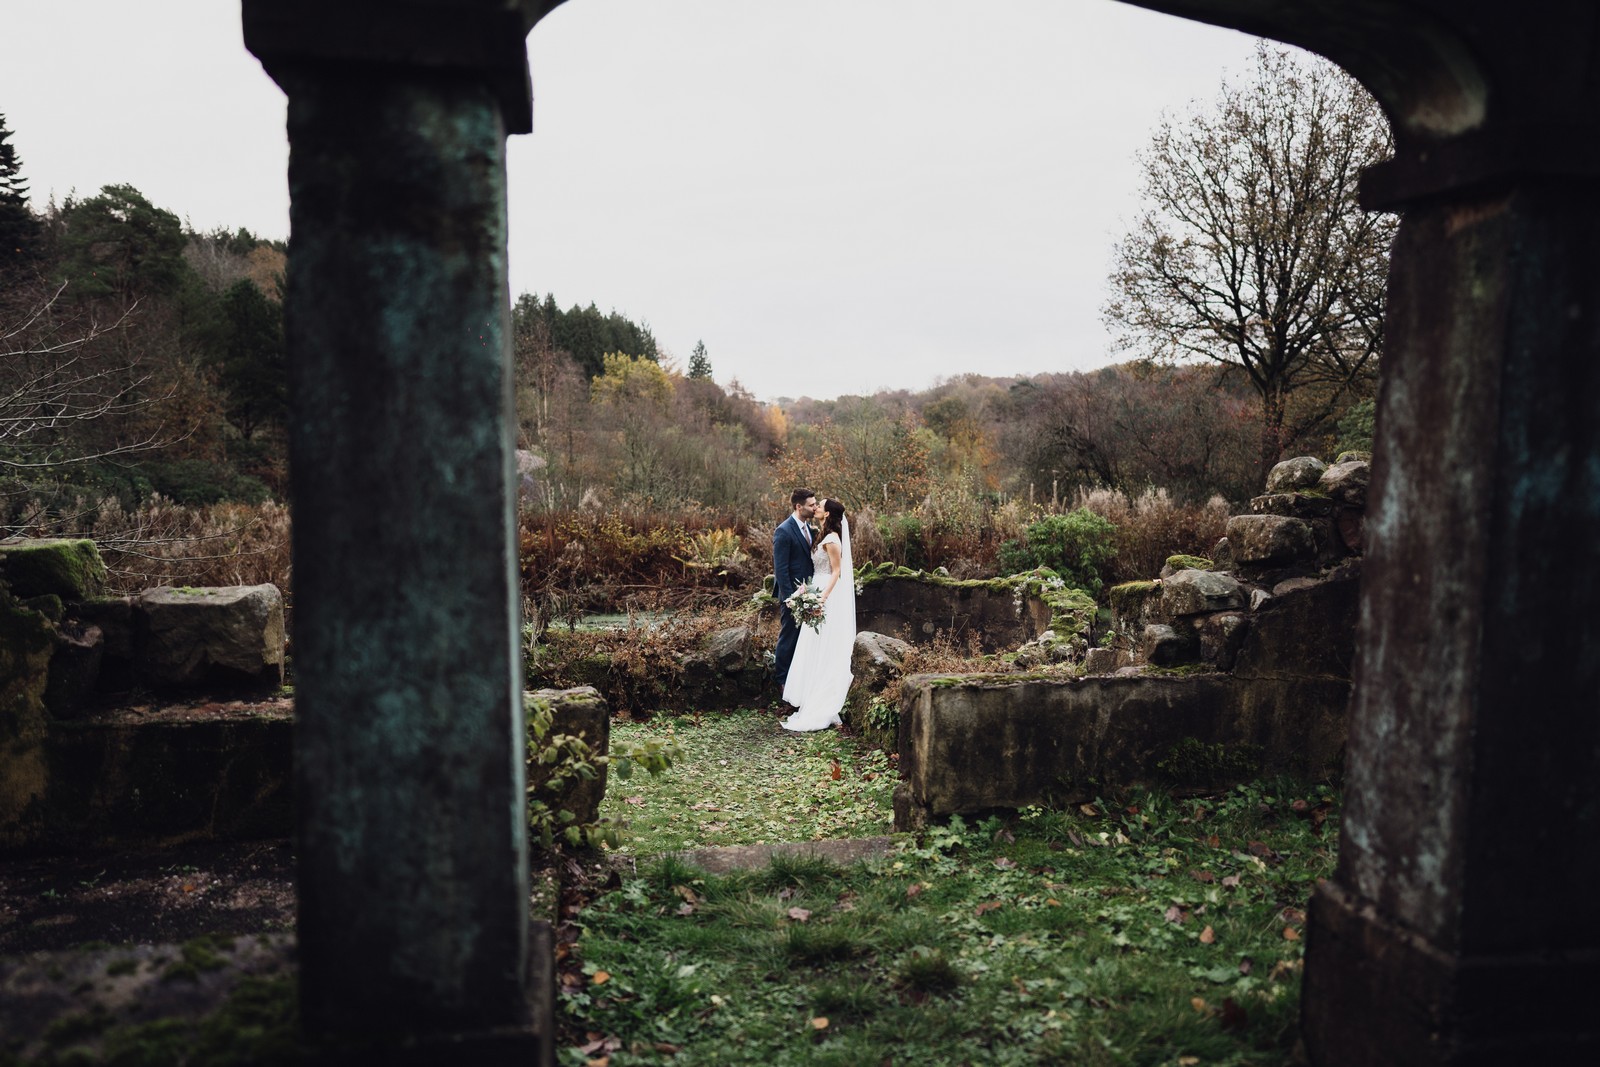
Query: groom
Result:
<box><xmin>772</xmin><ymin>487</ymin><xmax>817</xmax><ymax>694</ymax></box>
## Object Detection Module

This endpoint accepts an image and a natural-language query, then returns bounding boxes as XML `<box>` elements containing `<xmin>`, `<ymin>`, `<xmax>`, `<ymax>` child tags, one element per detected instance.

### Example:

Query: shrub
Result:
<box><xmin>1074</xmin><ymin>487</ymin><xmax>1229</xmax><ymax>585</ymax></box>
<box><xmin>1002</xmin><ymin>508</ymin><xmax>1118</xmax><ymax>594</ymax></box>
<box><xmin>525</xmin><ymin>694</ymin><xmax>681</xmax><ymax>850</ymax></box>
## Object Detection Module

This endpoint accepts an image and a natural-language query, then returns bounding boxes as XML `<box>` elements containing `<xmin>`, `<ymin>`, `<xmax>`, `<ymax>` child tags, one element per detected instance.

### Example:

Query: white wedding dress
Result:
<box><xmin>781</xmin><ymin>520</ymin><xmax>856</xmax><ymax>731</ymax></box>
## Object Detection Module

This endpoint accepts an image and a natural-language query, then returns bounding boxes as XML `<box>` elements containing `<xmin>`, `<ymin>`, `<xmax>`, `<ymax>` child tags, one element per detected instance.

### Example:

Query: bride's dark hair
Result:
<box><xmin>816</xmin><ymin>498</ymin><xmax>845</xmax><ymax>545</ymax></box>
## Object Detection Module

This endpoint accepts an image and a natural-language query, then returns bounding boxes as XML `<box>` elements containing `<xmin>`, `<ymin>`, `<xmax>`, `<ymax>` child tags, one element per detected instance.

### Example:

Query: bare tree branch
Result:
<box><xmin>1104</xmin><ymin>44</ymin><xmax>1396</xmax><ymax>476</ymax></box>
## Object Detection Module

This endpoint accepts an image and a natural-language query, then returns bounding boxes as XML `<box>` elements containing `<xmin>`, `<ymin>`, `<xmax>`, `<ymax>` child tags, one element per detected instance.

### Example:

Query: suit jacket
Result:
<box><xmin>773</xmin><ymin>515</ymin><xmax>816</xmax><ymax>608</ymax></box>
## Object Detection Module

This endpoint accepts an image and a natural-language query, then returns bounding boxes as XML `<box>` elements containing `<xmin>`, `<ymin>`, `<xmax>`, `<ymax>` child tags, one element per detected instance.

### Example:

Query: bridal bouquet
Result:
<box><xmin>784</xmin><ymin>580</ymin><xmax>827</xmax><ymax>633</ymax></box>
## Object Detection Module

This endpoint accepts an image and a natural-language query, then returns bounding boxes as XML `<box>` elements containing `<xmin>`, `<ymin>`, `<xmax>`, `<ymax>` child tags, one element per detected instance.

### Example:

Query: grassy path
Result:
<box><xmin>568</xmin><ymin>710</ymin><xmax>1338</xmax><ymax>1066</ymax></box>
<box><xmin>599</xmin><ymin>709</ymin><xmax>895</xmax><ymax>856</ymax></box>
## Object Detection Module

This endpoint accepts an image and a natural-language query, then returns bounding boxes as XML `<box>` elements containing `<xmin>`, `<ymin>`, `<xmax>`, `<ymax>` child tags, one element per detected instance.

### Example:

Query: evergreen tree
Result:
<box><xmin>0</xmin><ymin>113</ymin><xmax>40</xmax><ymax>274</ymax></box>
<box><xmin>217</xmin><ymin>279</ymin><xmax>287</xmax><ymax>440</ymax></box>
<box><xmin>57</xmin><ymin>184</ymin><xmax>190</xmax><ymax>304</ymax></box>
<box><xmin>688</xmin><ymin>340</ymin><xmax>712</xmax><ymax>380</ymax></box>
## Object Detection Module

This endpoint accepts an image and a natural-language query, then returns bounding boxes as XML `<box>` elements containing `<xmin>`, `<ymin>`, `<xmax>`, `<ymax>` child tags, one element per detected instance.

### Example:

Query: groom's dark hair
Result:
<box><xmin>790</xmin><ymin>488</ymin><xmax>815</xmax><ymax>507</ymax></box>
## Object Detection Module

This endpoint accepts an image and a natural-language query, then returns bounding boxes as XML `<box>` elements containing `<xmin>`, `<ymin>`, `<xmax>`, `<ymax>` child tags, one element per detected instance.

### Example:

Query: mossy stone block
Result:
<box><xmin>0</xmin><ymin>539</ymin><xmax>108</xmax><ymax>601</ymax></box>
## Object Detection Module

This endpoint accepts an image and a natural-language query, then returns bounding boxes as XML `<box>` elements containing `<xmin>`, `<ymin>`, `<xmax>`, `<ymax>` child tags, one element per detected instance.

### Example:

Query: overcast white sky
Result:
<box><xmin>4</xmin><ymin>0</ymin><xmax>1269</xmax><ymax>401</ymax></box>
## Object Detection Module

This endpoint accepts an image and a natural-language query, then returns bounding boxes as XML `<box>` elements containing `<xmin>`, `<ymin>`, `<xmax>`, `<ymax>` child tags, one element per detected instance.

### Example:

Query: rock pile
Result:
<box><xmin>1096</xmin><ymin>453</ymin><xmax>1369</xmax><ymax>675</ymax></box>
<box><xmin>1</xmin><ymin>539</ymin><xmax>286</xmax><ymax>718</ymax></box>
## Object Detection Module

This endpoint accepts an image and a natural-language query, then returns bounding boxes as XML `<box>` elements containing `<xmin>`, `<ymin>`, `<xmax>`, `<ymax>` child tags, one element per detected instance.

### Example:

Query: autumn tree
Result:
<box><xmin>1105</xmin><ymin>44</ymin><xmax>1395</xmax><ymax>477</ymax></box>
<box><xmin>776</xmin><ymin>399</ymin><xmax>930</xmax><ymax>512</ymax></box>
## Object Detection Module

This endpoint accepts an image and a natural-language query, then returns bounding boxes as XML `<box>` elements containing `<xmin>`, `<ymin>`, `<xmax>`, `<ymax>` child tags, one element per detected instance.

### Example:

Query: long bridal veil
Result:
<box><xmin>780</xmin><ymin>517</ymin><xmax>856</xmax><ymax>731</ymax></box>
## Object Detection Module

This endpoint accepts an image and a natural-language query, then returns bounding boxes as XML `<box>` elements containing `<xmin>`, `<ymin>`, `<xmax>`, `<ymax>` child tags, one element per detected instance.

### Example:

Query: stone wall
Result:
<box><xmin>893</xmin><ymin>455</ymin><xmax>1365</xmax><ymax>830</ymax></box>
<box><xmin>1</xmin><ymin>538</ymin><xmax>291</xmax><ymax>853</ymax></box>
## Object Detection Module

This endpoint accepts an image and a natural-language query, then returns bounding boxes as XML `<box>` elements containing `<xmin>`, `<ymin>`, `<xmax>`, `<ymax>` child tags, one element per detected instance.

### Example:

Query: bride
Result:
<box><xmin>781</xmin><ymin>498</ymin><xmax>855</xmax><ymax>732</ymax></box>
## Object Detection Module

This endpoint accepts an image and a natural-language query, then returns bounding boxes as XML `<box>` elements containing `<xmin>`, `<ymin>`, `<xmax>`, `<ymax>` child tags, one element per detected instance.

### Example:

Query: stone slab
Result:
<box><xmin>662</xmin><ymin>835</ymin><xmax>899</xmax><ymax>876</ymax></box>
<box><xmin>4</xmin><ymin>704</ymin><xmax>293</xmax><ymax>854</ymax></box>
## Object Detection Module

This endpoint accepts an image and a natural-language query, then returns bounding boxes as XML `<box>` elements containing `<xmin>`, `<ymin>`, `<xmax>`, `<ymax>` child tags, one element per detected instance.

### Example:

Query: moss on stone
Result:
<box><xmin>1164</xmin><ymin>554</ymin><xmax>1213</xmax><ymax>572</ymax></box>
<box><xmin>1108</xmin><ymin>580</ymin><xmax>1160</xmax><ymax>617</ymax></box>
<box><xmin>21</xmin><ymin>593</ymin><xmax>66</xmax><ymax>623</ymax></box>
<box><xmin>0</xmin><ymin>539</ymin><xmax>107</xmax><ymax>601</ymax></box>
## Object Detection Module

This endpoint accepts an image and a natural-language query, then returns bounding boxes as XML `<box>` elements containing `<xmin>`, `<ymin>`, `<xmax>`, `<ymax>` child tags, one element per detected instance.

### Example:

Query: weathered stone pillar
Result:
<box><xmin>243</xmin><ymin>1</ymin><xmax>562</xmax><ymax>1055</ymax></box>
<box><xmin>1300</xmin><ymin>175</ymin><xmax>1600</xmax><ymax>1066</ymax></box>
<box><xmin>1117</xmin><ymin>2</ymin><xmax>1599</xmax><ymax>1060</ymax></box>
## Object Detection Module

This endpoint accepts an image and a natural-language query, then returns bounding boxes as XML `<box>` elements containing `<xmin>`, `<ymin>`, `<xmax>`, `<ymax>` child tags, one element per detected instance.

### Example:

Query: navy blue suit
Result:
<box><xmin>772</xmin><ymin>515</ymin><xmax>815</xmax><ymax>689</ymax></box>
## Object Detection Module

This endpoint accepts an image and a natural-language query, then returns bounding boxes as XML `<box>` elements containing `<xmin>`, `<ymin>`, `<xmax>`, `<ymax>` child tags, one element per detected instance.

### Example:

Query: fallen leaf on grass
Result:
<box><xmin>673</xmin><ymin>885</ymin><xmax>698</xmax><ymax>904</ymax></box>
<box><xmin>905</xmin><ymin>883</ymin><xmax>925</xmax><ymax>899</ymax></box>
<box><xmin>1239</xmin><ymin>957</ymin><xmax>1253</xmax><ymax>975</ymax></box>
<box><xmin>994</xmin><ymin>827</ymin><xmax>1016</xmax><ymax>845</ymax></box>
<box><xmin>1221</xmin><ymin>874</ymin><xmax>1241</xmax><ymax>888</ymax></box>
<box><xmin>1199</xmin><ymin>925</ymin><xmax>1216</xmax><ymax>944</ymax></box>
<box><xmin>1191</xmin><ymin>996</ymin><xmax>1208</xmax><ymax>1013</ymax></box>
<box><xmin>810</xmin><ymin>1017</ymin><xmax>830</xmax><ymax>1030</ymax></box>
<box><xmin>1206</xmin><ymin>834</ymin><xmax>1221</xmax><ymax>848</ymax></box>
<box><xmin>676</xmin><ymin>903</ymin><xmax>696</xmax><ymax>916</ymax></box>
<box><xmin>975</xmin><ymin>901</ymin><xmax>1004</xmax><ymax>917</ymax></box>
<box><xmin>993</xmin><ymin>857</ymin><xmax>1017</xmax><ymax>870</ymax></box>
<box><xmin>778</xmin><ymin>886</ymin><xmax>796</xmax><ymax>901</ymax></box>
<box><xmin>1190</xmin><ymin>870</ymin><xmax>1215</xmax><ymax>883</ymax></box>
<box><xmin>829</xmin><ymin>760</ymin><xmax>842</xmax><ymax>781</ymax></box>
<box><xmin>1280</xmin><ymin>907</ymin><xmax>1305</xmax><ymax>925</ymax></box>
<box><xmin>1045</xmin><ymin>898</ymin><xmax>1061</xmax><ymax>907</ymax></box>
<box><xmin>1283</xmin><ymin>927</ymin><xmax>1300</xmax><ymax>941</ymax></box>
<box><xmin>591</xmin><ymin>971</ymin><xmax>610</xmax><ymax>985</ymax></box>
<box><xmin>1067</xmin><ymin>831</ymin><xmax>1084</xmax><ymax>847</ymax></box>
<box><xmin>787</xmin><ymin>907</ymin><xmax>812</xmax><ymax>922</ymax></box>
<box><xmin>1179</xmin><ymin>1057</ymin><xmax>1200</xmax><ymax>1066</ymax></box>
<box><xmin>1079</xmin><ymin>803</ymin><xmax>1099</xmax><ymax>817</ymax></box>
<box><xmin>1165</xmin><ymin>905</ymin><xmax>1188</xmax><ymax>924</ymax></box>
<box><xmin>624</xmin><ymin>796</ymin><xmax>645</xmax><ymax>806</ymax></box>
<box><xmin>653</xmin><ymin>1043</ymin><xmax>681</xmax><ymax>1054</ymax></box>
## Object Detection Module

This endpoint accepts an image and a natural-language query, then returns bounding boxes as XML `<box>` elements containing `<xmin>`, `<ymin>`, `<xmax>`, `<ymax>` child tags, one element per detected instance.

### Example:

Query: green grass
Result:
<box><xmin>565</xmin><ymin>780</ymin><xmax>1339</xmax><ymax>1066</ymax></box>
<box><xmin>599</xmin><ymin>710</ymin><xmax>896</xmax><ymax>854</ymax></box>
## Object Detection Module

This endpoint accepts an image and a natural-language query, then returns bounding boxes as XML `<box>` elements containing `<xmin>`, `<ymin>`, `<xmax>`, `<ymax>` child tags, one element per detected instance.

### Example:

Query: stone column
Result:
<box><xmin>243</xmin><ymin>1</ymin><xmax>561</xmax><ymax>1054</ymax></box>
<box><xmin>1300</xmin><ymin>171</ymin><xmax>1600</xmax><ymax>1065</ymax></box>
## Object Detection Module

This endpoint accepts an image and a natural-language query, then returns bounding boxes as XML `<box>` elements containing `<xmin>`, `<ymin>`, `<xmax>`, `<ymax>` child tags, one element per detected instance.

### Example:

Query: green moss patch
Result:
<box><xmin>1108</xmin><ymin>580</ymin><xmax>1161</xmax><ymax>619</ymax></box>
<box><xmin>0</xmin><ymin>539</ymin><xmax>107</xmax><ymax>601</ymax></box>
<box><xmin>1165</xmin><ymin>554</ymin><xmax>1213</xmax><ymax>572</ymax></box>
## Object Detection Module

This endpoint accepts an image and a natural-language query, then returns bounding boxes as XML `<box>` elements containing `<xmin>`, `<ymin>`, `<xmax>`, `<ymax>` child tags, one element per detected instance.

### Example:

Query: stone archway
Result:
<box><xmin>244</xmin><ymin>1</ymin><xmax>1598</xmax><ymax>1061</ymax></box>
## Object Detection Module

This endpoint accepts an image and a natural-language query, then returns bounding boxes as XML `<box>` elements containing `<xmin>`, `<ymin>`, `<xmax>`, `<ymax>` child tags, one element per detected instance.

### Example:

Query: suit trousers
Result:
<box><xmin>774</xmin><ymin>606</ymin><xmax>801</xmax><ymax>688</ymax></box>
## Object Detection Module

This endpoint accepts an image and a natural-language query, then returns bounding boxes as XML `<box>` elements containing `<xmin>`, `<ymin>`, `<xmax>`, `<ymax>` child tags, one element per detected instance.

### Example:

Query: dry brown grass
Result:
<box><xmin>1072</xmin><ymin>486</ymin><xmax>1229</xmax><ymax>584</ymax></box>
<box><xmin>10</xmin><ymin>496</ymin><xmax>292</xmax><ymax>598</ymax></box>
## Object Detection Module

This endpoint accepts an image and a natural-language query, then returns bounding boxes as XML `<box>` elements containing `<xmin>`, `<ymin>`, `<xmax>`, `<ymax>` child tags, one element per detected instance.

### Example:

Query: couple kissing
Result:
<box><xmin>771</xmin><ymin>488</ymin><xmax>855</xmax><ymax>732</ymax></box>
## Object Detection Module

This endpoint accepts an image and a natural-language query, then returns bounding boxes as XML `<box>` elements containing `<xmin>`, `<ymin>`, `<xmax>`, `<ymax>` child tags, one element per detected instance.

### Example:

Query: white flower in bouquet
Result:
<box><xmin>784</xmin><ymin>580</ymin><xmax>827</xmax><ymax>633</ymax></box>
